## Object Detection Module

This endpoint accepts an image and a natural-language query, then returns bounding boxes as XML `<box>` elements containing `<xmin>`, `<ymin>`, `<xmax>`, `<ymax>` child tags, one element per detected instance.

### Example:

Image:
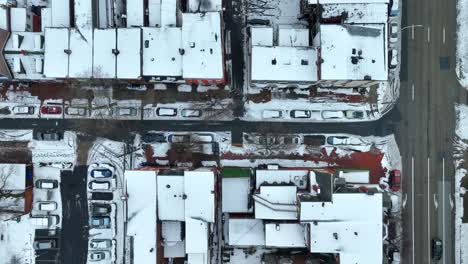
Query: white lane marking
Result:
<box><xmin>428</xmin><ymin>27</ymin><xmax>431</xmax><ymax>43</ymax></box>
<box><xmin>442</xmin><ymin>157</ymin><xmax>446</xmax><ymax>264</ymax></box>
<box><xmin>412</xmin><ymin>25</ymin><xmax>415</xmax><ymax>40</ymax></box>
<box><xmin>433</xmin><ymin>193</ymin><xmax>438</xmax><ymax>209</ymax></box>
<box><xmin>403</xmin><ymin>193</ymin><xmax>407</xmax><ymax>209</ymax></box>
<box><xmin>427</xmin><ymin>157</ymin><xmax>431</xmax><ymax>263</ymax></box>
<box><xmin>412</xmin><ymin>156</ymin><xmax>415</xmax><ymax>264</ymax></box>
<box><xmin>443</xmin><ymin>27</ymin><xmax>446</xmax><ymax>44</ymax></box>
<box><xmin>412</xmin><ymin>84</ymin><xmax>415</xmax><ymax>101</ymax></box>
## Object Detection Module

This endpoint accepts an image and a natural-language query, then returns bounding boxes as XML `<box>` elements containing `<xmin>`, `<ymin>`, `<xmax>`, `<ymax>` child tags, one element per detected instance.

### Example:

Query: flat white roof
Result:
<box><xmin>265</xmin><ymin>223</ymin><xmax>306</xmax><ymax>248</ymax></box>
<box><xmin>10</xmin><ymin>8</ymin><xmax>26</xmax><ymax>32</ymax></box>
<box><xmin>69</xmin><ymin>29</ymin><xmax>93</xmax><ymax>78</ymax></box>
<box><xmin>182</xmin><ymin>12</ymin><xmax>223</xmax><ymax>80</ymax></box>
<box><xmin>74</xmin><ymin>0</ymin><xmax>93</xmax><ymax>29</ymax></box>
<box><xmin>44</xmin><ymin>28</ymin><xmax>69</xmax><ymax>78</ymax></box>
<box><xmin>254</xmin><ymin>185</ymin><xmax>297</xmax><ymax>220</ymax></box>
<box><xmin>184</xmin><ymin>170</ymin><xmax>215</xmax><ymax>222</ymax></box>
<box><xmin>228</xmin><ymin>219</ymin><xmax>265</xmax><ymax>246</ymax></box>
<box><xmin>187</xmin><ymin>253</ymin><xmax>209</xmax><ymax>264</ymax></box>
<box><xmin>222</xmin><ymin>177</ymin><xmax>251</xmax><ymax>213</ymax></box>
<box><xmin>148</xmin><ymin>0</ymin><xmax>162</xmax><ymax>27</ymax></box>
<box><xmin>320</xmin><ymin>24</ymin><xmax>387</xmax><ymax>81</ymax></box>
<box><xmin>51</xmin><ymin>0</ymin><xmax>70</xmax><ymax>27</ymax></box>
<box><xmin>278</xmin><ymin>27</ymin><xmax>309</xmax><ymax>47</ymax></box>
<box><xmin>251</xmin><ymin>46</ymin><xmax>318</xmax><ymax>82</ymax></box>
<box><xmin>309</xmin><ymin>221</ymin><xmax>382</xmax><ymax>264</ymax></box>
<box><xmin>0</xmin><ymin>9</ymin><xmax>6</xmax><ymax>30</ymax></box>
<box><xmin>5</xmin><ymin>32</ymin><xmax>44</xmax><ymax>52</ymax></box>
<box><xmin>321</xmin><ymin>3</ymin><xmax>388</xmax><ymax>23</ymax></box>
<box><xmin>93</xmin><ymin>29</ymin><xmax>116</xmax><ymax>78</ymax></box>
<box><xmin>0</xmin><ymin>164</ymin><xmax>25</xmax><ymax>190</ymax></box>
<box><xmin>255</xmin><ymin>169</ymin><xmax>309</xmax><ymax>189</ymax></box>
<box><xmin>142</xmin><ymin>27</ymin><xmax>182</xmax><ymax>77</ymax></box>
<box><xmin>126</xmin><ymin>0</ymin><xmax>144</xmax><ymax>27</ymax></box>
<box><xmin>116</xmin><ymin>28</ymin><xmax>141</xmax><ymax>79</ymax></box>
<box><xmin>41</xmin><ymin>8</ymin><xmax>52</xmax><ymax>32</ymax></box>
<box><xmin>157</xmin><ymin>175</ymin><xmax>185</xmax><ymax>221</ymax></box>
<box><xmin>185</xmin><ymin>217</ymin><xmax>209</xmax><ymax>253</ymax></box>
<box><xmin>161</xmin><ymin>0</ymin><xmax>177</xmax><ymax>27</ymax></box>
<box><xmin>308</xmin><ymin>0</ymin><xmax>389</xmax><ymax>3</ymax></box>
<box><xmin>250</xmin><ymin>26</ymin><xmax>273</xmax><ymax>46</ymax></box>
<box><xmin>189</xmin><ymin>0</ymin><xmax>223</xmax><ymax>12</ymax></box>
<box><xmin>125</xmin><ymin>170</ymin><xmax>158</xmax><ymax>264</ymax></box>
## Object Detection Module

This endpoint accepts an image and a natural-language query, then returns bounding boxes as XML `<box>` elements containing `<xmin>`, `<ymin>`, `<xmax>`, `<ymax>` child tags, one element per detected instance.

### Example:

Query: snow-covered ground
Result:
<box><xmin>31</xmin><ymin>131</ymin><xmax>78</xmax><ymax>164</ymax></box>
<box><xmin>455</xmin><ymin>104</ymin><xmax>468</xmax><ymax>264</ymax></box>
<box><xmin>0</xmin><ymin>215</ymin><xmax>36</xmax><ymax>264</ymax></box>
<box><xmin>456</xmin><ymin>0</ymin><xmax>468</xmax><ymax>89</ymax></box>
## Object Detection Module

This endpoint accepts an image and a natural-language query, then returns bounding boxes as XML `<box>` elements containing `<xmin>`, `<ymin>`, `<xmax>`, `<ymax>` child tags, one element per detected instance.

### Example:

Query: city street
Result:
<box><xmin>398</xmin><ymin>0</ymin><xmax>467</xmax><ymax>263</ymax></box>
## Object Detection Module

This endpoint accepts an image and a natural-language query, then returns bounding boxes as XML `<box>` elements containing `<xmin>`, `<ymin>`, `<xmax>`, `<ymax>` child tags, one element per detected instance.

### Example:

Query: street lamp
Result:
<box><xmin>400</xmin><ymin>24</ymin><xmax>423</xmax><ymax>40</ymax></box>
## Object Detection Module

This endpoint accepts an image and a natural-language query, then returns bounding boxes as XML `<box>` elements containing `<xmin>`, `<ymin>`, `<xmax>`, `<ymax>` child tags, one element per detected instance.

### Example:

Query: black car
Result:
<box><xmin>431</xmin><ymin>238</ymin><xmax>443</xmax><ymax>260</ymax></box>
<box><xmin>141</xmin><ymin>132</ymin><xmax>166</xmax><ymax>143</ymax></box>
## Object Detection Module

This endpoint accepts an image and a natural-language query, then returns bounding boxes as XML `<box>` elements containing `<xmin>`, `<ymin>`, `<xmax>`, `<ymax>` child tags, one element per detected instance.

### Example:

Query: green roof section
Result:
<box><xmin>221</xmin><ymin>167</ymin><xmax>251</xmax><ymax>178</ymax></box>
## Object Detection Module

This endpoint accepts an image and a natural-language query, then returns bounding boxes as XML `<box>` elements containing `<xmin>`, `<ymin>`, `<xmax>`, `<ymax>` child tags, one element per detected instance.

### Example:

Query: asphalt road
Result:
<box><xmin>398</xmin><ymin>0</ymin><xmax>467</xmax><ymax>262</ymax></box>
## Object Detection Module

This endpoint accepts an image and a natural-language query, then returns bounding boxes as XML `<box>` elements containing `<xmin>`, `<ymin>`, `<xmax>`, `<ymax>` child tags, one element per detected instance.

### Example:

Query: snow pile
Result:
<box><xmin>456</xmin><ymin>0</ymin><xmax>468</xmax><ymax>89</ymax></box>
<box><xmin>31</xmin><ymin>131</ymin><xmax>78</xmax><ymax>164</ymax></box>
<box><xmin>454</xmin><ymin>104</ymin><xmax>468</xmax><ymax>264</ymax></box>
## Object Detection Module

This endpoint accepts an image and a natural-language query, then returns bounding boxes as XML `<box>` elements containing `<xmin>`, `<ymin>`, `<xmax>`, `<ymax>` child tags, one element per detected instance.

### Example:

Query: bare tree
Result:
<box><xmin>0</xmin><ymin>165</ymin><xmax>14</xmax><ymax>198</ymax></box>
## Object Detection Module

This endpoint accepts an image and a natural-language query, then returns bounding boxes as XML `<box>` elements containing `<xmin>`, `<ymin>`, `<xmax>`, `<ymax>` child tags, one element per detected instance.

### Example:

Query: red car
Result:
<box><xmin>41</xmin><ymin>105</ymin><xmax>62</xmax><ymax>115</ymax></box>
<box><xmin>390</xmin><ymin>170</ymin><xmax>401</xmax><ymax>191</ymax></box>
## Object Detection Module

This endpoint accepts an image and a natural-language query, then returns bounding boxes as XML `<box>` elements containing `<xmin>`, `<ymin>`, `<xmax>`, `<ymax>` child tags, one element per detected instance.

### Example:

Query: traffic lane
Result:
<box><xmin>436</xmin><ymin>178</ymin><xmax>453</xmax><ymax>263</ymax></box>
<box><xmin>400</xmin><ymin>155</ymin><xmax>416</xmax><ymax>264</ymax></box>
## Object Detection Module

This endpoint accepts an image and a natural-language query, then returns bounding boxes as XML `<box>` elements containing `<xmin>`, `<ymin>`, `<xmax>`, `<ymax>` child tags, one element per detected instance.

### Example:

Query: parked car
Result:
<box><xmin>90</xmin><ymin>239</ymin><xmax>112</xmax><ymax>249</ymax></box>
<box><xmin>91</xmin><ymin>192</ymin><xmax>113</xmax><ymax>201</ymax></box>
<box><xmin>262</xmin><ymin>110</ymin><xmax>283</xmax><ymax>119</ymax></box>
<box><xmin>390</xmin><ymin>0</ymin><xmax>399</xmax><ymax>16</ymax></box>
<box><xmin>391</xmin><ymin>251</ymin><xmax>401</xmax><ymax>264</ymax></box>
<box><xmin>156</xmin><ymin>107</ymin><xmax>177</xmax><ymax>117</ymax></box>
<box><xmin>41</xmin><ymin>105</ymin><xmax>62</xmax><ymax>115</ymax></box>
<box><xmin>35</xmin><ymin>179</ymin><xmax>58</xmax><ymax>189</ymax></box>
<box><xmin>36</xmin><ymin>131</ymin><xmax>61</xmax><ymax>140</ymax></box>
<box><xmin>115</xmin><ymin>107</ymin><xmax>137</xmax><ymax>116</ymax></box>
<box><xmin>321</xmin><ymin>110</ymin><xmax>345</xmax><ymax>119</ymax></box>
<box><xmin>30</xmin><ymin>215</ymin><xmax>60</xmax><ymax>226</ymax></box>
<box><xmin>90</xmin><ymin>168</ymin><xmax>113</xmax><ymax>178</ymax></box>
<box><xmin>191</xmin><ymin>133</ymin><xmax>214</xmax><ymax>143</ymax></box>
<box><xmin>181</xmin><ymin>109</ymin><xmax>202</xmax><ymax>118</ymax></box>
<box><xmin>37</xmin><ymin>201</ymin><xmax>57</xmax><ymax>211</ymax></box>
<box><xmin>389</xmin><ymin>169</ymin><xmax>401</xmax><ymax>191</ymax></box>
<box><xmin>326</xmin><ymin>136</ymin><xmax>350</xmax><ymax>145</ymax></box>
<box><xmin>89</xmin><ymin>251</ymin><xmax>110</xmax><ymax>261</ymax></box>
<box><xmin>12</xmin><ymin>105</ymin><xmax>35</xmax><ymax>115</ymax></box>
<box><xmin>344</xmin><ymin>110</ymin><xmax>365</xmax><ymax>119</ymax></box>
<box><xmin>303</xmin><ymin>135</ymin><xmax>326</xmax><ymax>146</ymax></box>
<box><xmin>390</xmin><ymin>22</ymin><xmax>398</xmax><ymax>43</ymax></box>
<box><xmin>90</xmin><ymin>216</ymin><xmax>111</xmax><ymax>228</ymax></box>
<box><xmin>88</xmin><ymin>181</ymin><xmax>111</xmax><ymax>191</ymax></box>
<box><xmin>92</xmin><ymin>204</ymin><xmax>111</xmax><ymax>215</ymax></box>
<box><xmin>431</xmin><ymin>238</ymin><xmax>443</xmax><ymax>260</ymax></box>
<box><xmin>290</xmin><ymin>110</ymin><xmax>311</xmax><ymax>118</ymax></box>
<box><xmin>34</xmin><ymin>239</ymin><xmax>57</xmax><ymax>250</ymax></box>
<box><xmin>65</xmin><ymin>106</ymin><xmax>87</xmax><ymax>116</ymax></box>
<box><xmin>389</xmin><ymin>49</ymin><xmax>398</xmax><ymax>69</ymax></box>
<box><xmin>141</xmin><ymin>132</ymin><xmax>166</xmax><ymax>143</ymax></box>
<box><xmin>168</xmin><ymin>134</ymin><xmax>190</xmax><ymax>143</ymax></box>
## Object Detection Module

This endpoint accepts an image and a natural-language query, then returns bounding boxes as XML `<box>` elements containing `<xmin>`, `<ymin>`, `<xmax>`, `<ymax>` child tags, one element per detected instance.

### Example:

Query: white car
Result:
<box><xmin>115</xmin><ymin>107</ymin><xmax>137</xmax><ymax>116</ymax></box>
<box><xmin>390</xmin><ymin>49</ymin><xmax>398</xmax><ymax>69</ymax></box>
<box><xmin>156</xmin><ymin>107</ymin><xmax>177</xmax><ymax>116</ymax></box>
<box><xmin>12</xmin><ymin>105</ymin><xmax>35</xmax><ymax>114</ymax></box>
<box><xmin>88</xmin><ymin>181</ymin><xmax>111</xmax><ymax>191</ymax></box>
<box><xmin>30</xmin><ymin>215</ymin><xmax>60</xmax><ymax>226</ymax></box>
<box><xmin>181</xmin><ymin>109</ymin><xmax>202</xmax><ymax>118</ymax></box>
<box><xmin>65</xmin><ymin>106</ymin><xmax>87</xmax><ymax>116</ymax></box>
<box><xmin>262</xmin><ymin>110</ymin><xmax>282</xmax><ymax>119</ymax></box>
<box><xmin>89</xmin><ymin>251</ymin><xmax>110</xmax><ymax>261</ymax></box>
<box><xmin>37</xmin><ymin>201</ymin><xmax>57</xmax><ymax>211</ymax></box>
<box><xmin>321</xmin><ymin>110</ymin><xmax>345</xmax><ymax>119</ymax></box>
<box><xmin>290</xmin><ymin>110</ymin><xmax>311</xmax><ymax>118</ymax></box>
<box><xmin>390</xmin><ymin>22</ymin><xmax>398</xmax><ymax>43</ymax></box>
<box><xmin>90</xmin><ymin>239</ymin><xmax>112</xmax><ymax>249</ymax></box>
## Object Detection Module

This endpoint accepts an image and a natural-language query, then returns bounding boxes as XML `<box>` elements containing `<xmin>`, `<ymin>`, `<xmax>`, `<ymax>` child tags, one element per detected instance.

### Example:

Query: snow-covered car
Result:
<box><xmin>34</xmin><ymin>239</ymin><xmax>57</xmax><ymax>250</ymax></box>
<box><xmin>37</xmin><ymin>201</ymin><xmax>58</xmax><ymax>211</ymax></box>
<box><xmin>90</xmin><ymin>168</ymin><xmax>113</xmax><ymax>178</ymax></box>
<box><xmin>30</xmin><ymin>215</ymin><xmax>60</xmax><ymax>226</ymax></box>
<box><xmin>115</xmin><ymin>107</ymin><xmax>138</xmax><ymax>116</ymax></box>
<box><xmin>390</xmin><ymin>22</ymin><xmax>398</xmax><ymax>43</ymax></box>
<box><xmin>326</xmin><ymin>136</ymin><xmax>351</xmax><ymax>145</ymax></box>
<box><xmin>41</xmin><ymin>105</ymin><xmax>63</xmax><ymax>115</ymax></box>
<box><xmin>168</xmin><ymin>134</ymin><xmax>190</xmax><ymax>143</ymax></box>
<box><xmin>12</xmin><ymin>105</ymin><xmax>35</xmax><ymax>115</ymax></box>
<box><xmin>90</xmin><ymin>239</ymin><xmax>112</xmax><ymax>249</ymax></box>
<box><xmin>36</xmin><ymin>131</ymin><xmax>61</xmax><ymax>140</ymax></box>
<box><xmin>344</xmin><ymin>110</ymin><xmax>365</xmax><ymax>119</ymax></box>
<box><xmin>262</xmin><ymin>110</ymin><xmax>283</xmax><ymax>119</ymax></box>
<box><xmin>65</xmin><ymin>106</ymin><xmax>87</xmax><ymax>116</ymax></box>
<box><xmin>290</xmin><ymin>110</ymin><xmax>311</xmax><ymax>118</ymax></box>
<box><xmin>389</xmin><ymin>49</ymin><xmax>398</xmax><ymax>69</ymax></box>
<box><xmin>88</xmin><ymin>181</ymin><xmax>111</xmax><ymax>191</ymax></box>
<box><xmin>156</xmin><ymin>107</ymin><xmax>177</xmax><ymax>117</ymax></box>
<box><xmin>35</xmin><ymin>179</ymin><xmax>58</xmax><ymax>189</ymax></box>
<box><xmin>89</xmin><ymin>251</ymin><xmax>110</xmax><ymax>261</ymax></box>
<box><xmin>90</xmin><ymin>216</ymin><xmax>111</xmax><ymax>228</ymax></box>
<box><xmin>321</xmin><ymin>110</ymin><xmax>345</xmax><ymax>119</ymax></box>
<box><xmin>181</xmin><ymin>109</ymin><xmax>202</xmax><ymax>118</ymax></box>
<box><xmin>91</xmin><ymin>203</ymin><xmax>111</xmax><ymax>215</ymax></box>
<box><xmin>390</xmin><ymin>0</ymin><xmax>399</xmax><ymax>16</ymax></box>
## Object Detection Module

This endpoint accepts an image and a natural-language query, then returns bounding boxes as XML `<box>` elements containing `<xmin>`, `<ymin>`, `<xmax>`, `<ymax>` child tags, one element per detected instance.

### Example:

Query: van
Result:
<box><xmin>156</xmin><ymin>107</ymin><xmax>177</xmax><ymax>117</ymax></box>
<box><xmin>30</xmin><ymin>215</ymin><xmax>60</xmax><ymax>226</ymax></box>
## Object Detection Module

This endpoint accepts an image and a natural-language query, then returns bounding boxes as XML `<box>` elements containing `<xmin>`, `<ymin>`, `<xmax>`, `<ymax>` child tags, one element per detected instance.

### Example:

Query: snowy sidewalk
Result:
<box><xmin>456</xmin><ymin>0</ymin><xmax>468</xmax><ymax>89</ymax></box>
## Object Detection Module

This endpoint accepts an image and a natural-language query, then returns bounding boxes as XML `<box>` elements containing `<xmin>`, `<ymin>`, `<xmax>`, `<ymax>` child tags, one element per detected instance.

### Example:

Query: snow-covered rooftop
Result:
<box><xmin>185</xmin><ymin>217</ymin><xmax>209</xmax><ymax>254</ymax></box>
<box><xmin>182</xmin><ymin>12</ymin><xmax>224</xmax><ymax>80</ymax></box>
<box><xmin>51</xmin><ymin>0</ymin><xmax>71</xmax><ymax>27</ymax></box>
<box><xmin>10</xmin><ymin>8</ymin><xmax>26</xmax><ymax>32</ymax></box>
<box><xmin>278</xmin><ymin>27</ymin><xmax>309</xmax><ymax>47</ymax></box>
<box><xmin>255</xmin><ymin>169</ymin><xmax>309</xmax><ymax>189</ymax></box>
<box><xmin>41</xmin><ymin>8</ymin><xmax>51</xmax><ymax>31</ymax></box>
<box><xmin>254</xmin><ymin>185</ymin><xmax>297</xmax><ymax>220</ymax></box>
<box><xmin>222</xmin><ymin>177</ymin><xmax>251</xmax><ymax>213</ymax></box>
<box><xmin>5</xmin><ymin>32</ymin><xmax>44</xmax><ymax>52</ymax></box>
<box><xmin>308</xmin><ymin>0</ymin><xmax>389</xmax><ymax>3</ymax></box>
<box><xmin>148</xmin><ymin>0</ymin><xmax>162</xmax><ymax>26</ymax></box>
<box><xmin>142</xmin><ymin>27</ymin><xmax>182</xmax><ymax>77</ymax></box>
<box><xmin>74</xmin><ymin>0</ymin><xmax>93</xmax><ymax>29</ymax></box>
<box><xmin>157</xmin><ymin>175</ymin><xmax>185</xmax><ymax>221</ymax></box>
<box><xmin>116</xmin><ymin>28</ymin><xmax>141</xmax><ymax>79</ymax></box>
<box><xmin>44</xmin><ymin>28</ymin><xmax>69</xmax><ymax>78</ymax></box>
<box><xmin>189</xmin><ymin>0</ymin><xmax>223</xmax><ymax>12</ymax></box>
<box><xmin>161</xmin><ymin>0</ymin><xmax>177</xmax><ymax>27</ymax></box>
<box><xmin>125</xmin><ymin>170</ymin><xmax>158</xmax><ymax>264</ymax></box>
<box><xmin>228</xmin><ymin>219</ymin><xmax>265</xmax><ymax>246</ymax></box>
<box><xmin>250</xmin><ymin>26</ymin><xmax>274</xmax><ymax>46</ymax></box>
<box><xmin>93</xmin><ymin>29</ymin><xmax>116</xmax><ymax>78</ymax></box>
<box><xmin>69</xmin><ymin>29</ymin><xmax>93</xmax><ymax>78</ymax></box>
<box><xmin>126</xmin><ymin>0</ymin><xmax>144</xmax><ymax>27</ymax></box>
<box><xmin>320</xmin><ymin>24</ymin><xmax>387</xmax><ymax>81</ymax></box>
<box><xmin>251</xmin><ymin>46</ymin><xmax>318</xmax><ymax>82</ymax></box>
<box><xmin>184</xmin><ymin>170</ymin><xmax>215</xmax><ymax>222</ymax></box>
<box><xmin>265</xmin><ymin>223</ymin><xmax>306</xmax><ymax>248</ymax></box>
<box><xmin>321</xmin><ymin>3</ymin><xmax>389</xmax><ymax>23</ymax></box>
